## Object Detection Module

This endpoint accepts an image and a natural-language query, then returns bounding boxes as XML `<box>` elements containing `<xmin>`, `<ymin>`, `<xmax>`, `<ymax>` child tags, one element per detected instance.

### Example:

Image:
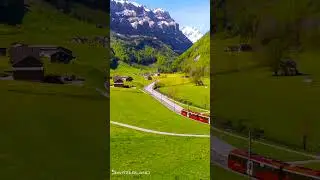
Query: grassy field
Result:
<box><xmin>211</xmin><ymin>165</ymin><xmax>247</xmax><ymax>180</ymax></box>
<box><xmin>0</xmin><ymin>81</ymin><xmax>108</xmax><ymax>179</ymax></box>
<box><xmin>110</xmin><ymin>88</ymin><xmax>209</xmax><ymax>134</ymax></box>
<box><xmin>0</xmin><ymin>1</ymin><xmax>108</xmax><ymax>179</ymax></box>
<box><xmin>157</xmin><ymin>73</ymin><xmax>210</xmax><ymax>110</ymax></box>
<box><xmin>111</xmin><ymin>124</ymin><xmax>209</xmax><ymax>179</ymax></box>
<box><xmin>303</xmin><ymin>162</ymin><xmax>320</xmax><ymax>170</ymax></box>
<box><xmin>212</xmin><ymin>35</ymin><xmax>320</xmax><ymax>152</ymax></box>
<box><xmin>110</xmin><ymin>65</ymin><xmax>210</xmax><ymax>178</ymax></box>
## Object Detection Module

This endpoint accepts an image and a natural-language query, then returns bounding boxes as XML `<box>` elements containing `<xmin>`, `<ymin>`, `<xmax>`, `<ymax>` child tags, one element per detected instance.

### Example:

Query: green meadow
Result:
<box><xmin>157</xmin><ymin>73</ymin><xmax>210</xmax><ymax>110</ymax></box>
<box><xmin>0</xmin><ymin>1</ymin><xmax>108</xmax><ymax>179</ymax></box>
<box><xmin>212</xmin><ymin>35</ymin><xmax>320</xmax><ymax>152</ymax></box>
<box><xmin>110</xmin><ymin>63</ymin><xmax>210</xmax><ymax>179</ymax></box>
<box><xmin>110</xmin><ymin>87</ymin><xmax>209</xmax><ymax>135</ymax></box>
<box><xmin>111</xmin><ymin>124</ymin><xmax>209</xmax><ymax>179</ymax></box>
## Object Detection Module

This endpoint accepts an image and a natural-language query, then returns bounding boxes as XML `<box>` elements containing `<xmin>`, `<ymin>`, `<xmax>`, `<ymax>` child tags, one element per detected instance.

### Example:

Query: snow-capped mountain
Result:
<box><xmin>110</xmin><ymin>0</ymin><xmax>192</xmax><ymax>54</ymax></box>
<box><xmin>180</xmin><ymin>26</ymin><xmax>204</xmax><ymax>43</ymax></box>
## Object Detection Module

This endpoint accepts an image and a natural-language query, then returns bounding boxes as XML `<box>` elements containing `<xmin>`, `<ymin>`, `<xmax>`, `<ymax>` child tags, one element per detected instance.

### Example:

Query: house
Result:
<box><xmin>28</xmin><ymin>45</ymin><xmax>59</xmax><ymax>57</ymax></box>
<box><xmin>9</xmin><ymin>44</ymin><xmax>40</xmax><ymax>64</ymax></box>
<box><xmin>113</xmin><ymin>76</ymin><xmax>124</xmax><ymax>87</ymax></box>
<box><xmin>144</xmin><ymin>75</ymin><xmax>152</xmax><ymax>80</ymax></box>
<box><xmin>12</xmin><ymin>55</ymin><xmax>44</xmax><ymax>81</ymax></box>
<box><xmin>0</xmin><ymin>48</ymin><xmax>6</xmax><ymax>56</ymax></box>
<box><xmin>28</xmin><ymin>45</ymin><xmax>74</xmax><ymax>57</ymax></box>
<box><xmin>121</xmin><ymin>76</ymin><xmax>133</xmax><ymax>82</ymax></box>
<box><xmin>50</xmin><ymin>50</ymin><xmax>75</xmax><ymax>64</ymax></box>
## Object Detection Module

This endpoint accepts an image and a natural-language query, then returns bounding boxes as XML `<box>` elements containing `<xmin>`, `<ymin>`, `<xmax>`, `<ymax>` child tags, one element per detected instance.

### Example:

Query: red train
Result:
<box><xmin>228</xmin><ymin>149</ymin><xmax>320</xmax><ymax>180</ymax></box>
<box><xmin>180</xmin><ymin>109</ymin><xmax>210</xmax><ymax>124</ymax></box>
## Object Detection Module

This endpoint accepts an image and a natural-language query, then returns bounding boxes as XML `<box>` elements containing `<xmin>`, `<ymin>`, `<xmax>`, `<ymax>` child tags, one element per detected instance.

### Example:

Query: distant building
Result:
<box><xmin>12</xmin><ymin>55</ymin><xmax>44</xmax><ymax>81</ymax></box>
<box><xmin>121</xmin><ymin>76</ymin><xmax>133</xmax><ymax>82</ymax></box>
<box><xmin>113</xmin><ymin>76</ymin><xmax>124</xmax><ymax>87</ymax></box>
<box><xmin>9</xmin><ymin>44</ymin><xmax>40</xmax><ymax>64</ymax></box>
<box><xmin>144</xmin><ymin>75</ymin><xmax>152</xmax><ymax>80</ymax></box>
<box><xmin>50</xmin><ymin>50</ymin><xmax>75</xmax><ymax>64</ymax></box>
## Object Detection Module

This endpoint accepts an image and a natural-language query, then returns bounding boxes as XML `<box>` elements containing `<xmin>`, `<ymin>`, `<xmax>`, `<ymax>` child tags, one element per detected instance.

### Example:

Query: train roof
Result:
<box><xmin>231</xmin><ymin>149</ymin><xmax>320</xmax><ymax>178</ymax></box>
<box><xmin>230</xmin><ymin>149</ymin><xmax>285</xmax><ymax>167</ymax></box>
<box><xmin>283</xmin><ymin>165</ymin><xmax>320</xmax><ymax>178</ymax></box>
<box><xmin>182</xmin><ymin>109</ymin><xmax>210</xmax><ymax>117</ymax></box>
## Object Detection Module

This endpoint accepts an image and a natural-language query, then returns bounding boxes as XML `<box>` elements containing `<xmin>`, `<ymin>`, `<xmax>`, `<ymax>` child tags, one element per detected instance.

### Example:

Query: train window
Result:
<box><xmin>284</xmin><ymin>171</ymin><xmax>314</xmax><ymax>180</ymax></box>
<box><xmin>229</xmin><ymin>154</ymin><xmax>247</xmax><ymax>166</ymax></box>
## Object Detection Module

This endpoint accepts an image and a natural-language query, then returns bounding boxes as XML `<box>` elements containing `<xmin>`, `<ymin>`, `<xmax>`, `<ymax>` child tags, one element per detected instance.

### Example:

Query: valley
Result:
<box><xmin>110</xmin><ymin>0</ymin><xmax>210</xmax><ymax>179</ymax></box>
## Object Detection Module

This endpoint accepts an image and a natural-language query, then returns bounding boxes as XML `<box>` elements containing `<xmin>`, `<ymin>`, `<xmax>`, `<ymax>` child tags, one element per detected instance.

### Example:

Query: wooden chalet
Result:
<box><xmin>50</xmin><ymin>50</ymin><xmax>75</xmax><ymax>64</ymax></box>
<box><xmin>113</xmin><ymin>76</ymin><xmax>124</xmax><ymax>87</ymax></box>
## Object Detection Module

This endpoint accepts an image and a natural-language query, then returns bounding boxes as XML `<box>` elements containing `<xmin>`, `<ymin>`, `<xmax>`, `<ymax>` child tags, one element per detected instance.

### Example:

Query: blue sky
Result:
<box><xmin>133</xmin><ymin>0</ymin><xmax>210</xmax><ymax>34</ymax></box>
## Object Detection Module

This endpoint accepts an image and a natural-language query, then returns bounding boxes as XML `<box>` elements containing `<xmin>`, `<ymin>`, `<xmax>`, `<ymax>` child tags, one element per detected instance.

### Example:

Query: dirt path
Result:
<box><xmin>111</xmin><ymin>121</ymin><xmax>209</xmax><ymax>137</ymax></box>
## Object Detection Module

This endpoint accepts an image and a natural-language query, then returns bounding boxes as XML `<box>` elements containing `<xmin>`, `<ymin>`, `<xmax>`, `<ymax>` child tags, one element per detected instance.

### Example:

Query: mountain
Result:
<box><xmin>172</xmin><ymin>32</ymin><xmax>210</xmax><ymax>76</ymax></box>
<box><xmin>110</xmin><ymin>31</ymin><xmax>178</xmax><ymax>72</ymax></box>
<box><xmin>180</xmin><ymin>26</ymin><xmax>203</xmax><ymax>43</ymax></box>
<box><xmin>110</xmin><ymin>0</ymin><xmax>192</xmax><ymax>54</ymax></box>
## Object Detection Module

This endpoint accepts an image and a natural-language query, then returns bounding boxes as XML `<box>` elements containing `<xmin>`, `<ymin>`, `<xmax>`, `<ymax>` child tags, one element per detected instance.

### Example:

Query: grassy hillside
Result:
<box><xmin>212</xmin><ymin>30</ymin><xmax>320</xmax><ymax>152</ymax></box>
<box><xmin>0</xmin><ymin>1</ymin><xmax>108</xmax><ymax>179</ymax></box>
<box><xmin>111</xmin><ymin>31</ymin><xmax>178</xmax><ymax>72</ymax></box>
<box><xmin>157</xmin><ymin>73</ymin><xmax>210</xmax><ymax>110</ymax></box>
<box><xmin>172</xmin><ymin>33</ymin><xmax>210</xmax><ymax>76</ymax></box>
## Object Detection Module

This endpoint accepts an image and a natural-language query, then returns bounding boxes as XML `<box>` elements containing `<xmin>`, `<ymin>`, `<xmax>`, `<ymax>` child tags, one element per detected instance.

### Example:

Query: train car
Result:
<box><xmin>228</xmin><ymin>149</ymin><xmax>284</xmax><ymax>180</ymax></box>
<box><xmin>181</xmin><ymin>109</ymin><xmax>188</xmax><ymax>116</ymax></box>
<box><xmin>180</xmin><ymin>109</ymin><xmax>210</xmax><ymax>124</ymax></box>
<box><xmin>282</xmin><ymin>165</ymin><xmax>320</xmax><ymax>180</ymax></box>
<box><xmin>228</xmin><ymin>149</ymin><xmax>320</xmax><ymax>180</ymax></box>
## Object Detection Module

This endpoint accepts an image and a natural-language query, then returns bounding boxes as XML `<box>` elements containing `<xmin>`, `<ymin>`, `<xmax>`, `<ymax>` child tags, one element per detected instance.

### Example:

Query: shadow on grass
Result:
<box><xmin>7</xmin><ymin>89</ymin><xmax>105</xmax><ymax>101</ymax></box>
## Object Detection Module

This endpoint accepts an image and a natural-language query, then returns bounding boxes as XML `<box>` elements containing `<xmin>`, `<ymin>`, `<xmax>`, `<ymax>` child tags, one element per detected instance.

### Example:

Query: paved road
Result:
<box><xmin>144</xmin><ymin>81</ymin><xmax>183</xmax><ymax>114</ymax></box>
<box><xmin>144</xmin><ymin>82</ymin><xmax>235</xmax><ymax>167</ymax></box>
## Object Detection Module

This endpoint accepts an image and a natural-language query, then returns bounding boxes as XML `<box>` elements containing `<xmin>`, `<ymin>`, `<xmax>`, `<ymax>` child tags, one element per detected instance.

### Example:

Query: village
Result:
<box><xmin>111</xmin><ymin>72</ymin><xmax>160</xmax><ymax>88</ymax></box>
<box><xmin>0</xmin><ymin>43</ymin><xmax>85</xmax><ymax>84</ymax></box>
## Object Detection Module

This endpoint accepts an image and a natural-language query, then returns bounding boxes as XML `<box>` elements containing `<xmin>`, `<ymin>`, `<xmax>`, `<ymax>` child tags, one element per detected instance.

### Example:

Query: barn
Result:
<box><xmin>113</xmin><ymin>76</ymin><xmax>124</xmax><ymax>87</ymax></box>
<box><xmin>12</xmin><ymin>56</ymin><xmax>44</xmax><ymax>81</ymax></box>
<box><xmin>50</xmin><ymin>50</ymin><xmax>75</xmax><ymax>64</ymax></box>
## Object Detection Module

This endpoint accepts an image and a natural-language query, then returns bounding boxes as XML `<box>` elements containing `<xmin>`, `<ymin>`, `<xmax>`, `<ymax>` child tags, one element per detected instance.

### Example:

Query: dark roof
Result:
<box><xmin>113</xmin><ymin>76</ymin><xmax>123</xmax><ymax>82</ymax></box>
<box><xmin>51</xmin><ymin>51</ymin><xmax>75</xmax><ymax>58</ymax></box>
<box><xmin>12</xmin><ymin>55</ymin><xmax>43</xmax><ymax>67</ymax></box>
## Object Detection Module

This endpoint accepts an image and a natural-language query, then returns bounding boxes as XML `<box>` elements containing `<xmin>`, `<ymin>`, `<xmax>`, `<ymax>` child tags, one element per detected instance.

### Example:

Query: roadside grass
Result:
<box><xmin>211</xmin><ymin>165</ymin><xmax>247</xmax><ymax>180</ymax></box>
<box><xmin>157</xmin><ymin>73</ymin><xmax>210</xmax><ymax>110</ymax></box>
<box><xmin>212</xmin><ymin>35</ymin><xmax>320</xmax><ymax>152</ymax></box>
<box><xmin>302</xmin><ymin>162</ymin><xmax>320</xmax><ymax>170</ymax></box>
<box><xmin>211</xmin><ymin>129</ymin><xmax>313</xmax><ymax>162</ymax></box>
<box><xmin>0</xmin><ymin>81</ymin><xmax>108</xmax><ymax>179</ymax></box>
<box><xmin>110</xmin><ymin>88</ymin><xmax>209</xmax><ymax>134</ymax></box>
<box><xmin>110</xmin><ymin>124</ymin><xmax>210</xmax><ymax>179</ymax></box>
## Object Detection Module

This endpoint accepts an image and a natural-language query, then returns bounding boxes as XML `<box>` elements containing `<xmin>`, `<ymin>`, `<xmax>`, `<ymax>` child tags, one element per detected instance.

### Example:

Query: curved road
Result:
<box><xmin>144</xmin><ymin>81</ymin><xmax>183</xmax><ymax>114</ymax></box>
<box><xmin>143</xmin><ymin>81</ymin><xmax>236</xmax><ymax>168</ymax></box>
